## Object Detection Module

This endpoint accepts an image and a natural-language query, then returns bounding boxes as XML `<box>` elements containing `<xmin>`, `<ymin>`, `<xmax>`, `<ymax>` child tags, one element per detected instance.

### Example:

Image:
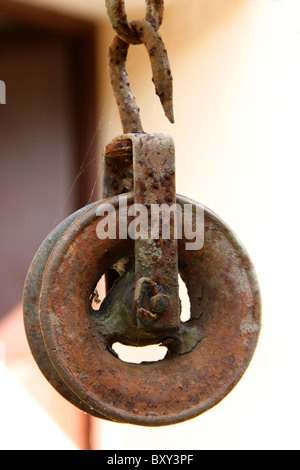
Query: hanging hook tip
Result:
<box><xmin>157</xmin><ymin>86</ymin><xmax>174</xmax><ymax>124</ymax></box>
<box><xmin>167</xmin><ymin>107</ymin><xmax>175</xmax><ymax>124</ymax></box>
<box><xmin>165</xmin><ymin>107</ymin><xmax>175</xmax><ymax>124</ymax></box>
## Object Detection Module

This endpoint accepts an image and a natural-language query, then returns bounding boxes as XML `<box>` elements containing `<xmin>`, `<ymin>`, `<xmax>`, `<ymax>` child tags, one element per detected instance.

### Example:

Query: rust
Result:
<box><xmin>108</xmin><ymin>21</ymin><xmax>173</xmax><ymax>133</ymax></box>
<box><xmin>31</xmin><ymin>193</ymin><xmax>261</xmax><ymax>426</ymax></box>
<box><xmin>104</xmin><ymin>133</ymin><xmax>180</xmax><ymax>333</ymax></box>
<box><xmin>108</xmin><ymin>36</ymin><xmax>143</xmax><ymax>134</ymax></box>
<box><xmin>23</xmin><ymin>169</ymin><xmax>261</xmax><ymax>425</ymax></box>
<box><xmin>103</xmin><ymin>139</ymin><xmax>133</xmax><ymax>198</ymax></box>
<box><xmin>104</xmin><ymin>139</ymin><xmax>132</xmax><ymax>159</ymax></box>
<box><xmin>130</xmin><ymin>19</ymin><xmax>174</xmax><ymax>124</ymax></box>
<box><xmin>105</xmin><ymin>0</ymin><xmax>164</xmax><ymax>45</ymax></box>
<box><xmin>130</xmin><ymin>133</ymin><xmax>180</xmax><ymax>332</ymax></box>
<box><xmin>23</xmin><ymin>0</ymin><xmax>262</xmax><ymax>427</ymax></box>
<box><xmin>22</xmin><ymin>203</ymin><xmax>110</xmax><ymax>420</ymax></box>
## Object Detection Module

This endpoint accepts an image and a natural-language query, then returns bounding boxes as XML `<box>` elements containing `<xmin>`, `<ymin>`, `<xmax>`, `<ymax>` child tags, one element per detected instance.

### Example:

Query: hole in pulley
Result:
<box><xmin>89</xmin><ymin>259</ymin><xmax>191</xmax><ymax>364</ymax></box>
<box><xmin>90</xmin><ymin>276</ymin><xmax>105</xmax><ymax>311</ymax></box>
<box><xmin>90</xmin><ymin>259</ymin><xmax>191</xmax><ymax>322</ymax></box>
<box><xmin>179</xmin><ymin>274</ymin><xmax>191</xmax><ymax>323</ymax></box>
<box><xmin>111</xmin><ymin>342</ymin><xmax>168</xmax><ymax>364</ymax></box>
<box><xmin>89</xmin><ymin>257</ymin><xmax>130</xmax><ymax>312</ymax></box>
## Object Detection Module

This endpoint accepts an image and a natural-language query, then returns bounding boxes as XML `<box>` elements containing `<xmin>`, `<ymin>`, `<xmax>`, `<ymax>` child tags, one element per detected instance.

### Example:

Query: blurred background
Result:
<box><xmin>0</xmin><ymin>0</ymin><xmax>300</xmax><ymax>450</ymax></box>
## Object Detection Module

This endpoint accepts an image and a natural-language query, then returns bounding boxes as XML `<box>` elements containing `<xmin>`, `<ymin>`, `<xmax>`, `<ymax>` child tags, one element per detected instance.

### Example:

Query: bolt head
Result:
<box><xmin>150</xmin><ymin>294</ymin><xmax>170</xmax><ymax>315</ymax></box>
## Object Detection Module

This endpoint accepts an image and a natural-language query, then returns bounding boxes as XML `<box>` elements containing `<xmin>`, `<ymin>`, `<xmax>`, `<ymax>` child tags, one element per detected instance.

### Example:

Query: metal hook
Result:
<box><xmin>108</xmin><ymin>19</ymin><xmax>174</xmax><ymax>134</ymax></box>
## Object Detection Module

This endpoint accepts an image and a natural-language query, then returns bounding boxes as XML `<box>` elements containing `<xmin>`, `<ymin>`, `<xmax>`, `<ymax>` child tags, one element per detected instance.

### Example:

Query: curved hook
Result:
<box><xmin>108</xmin><ymin>19</ymin><xmax>174</xmax><ymax>134</ymax></box>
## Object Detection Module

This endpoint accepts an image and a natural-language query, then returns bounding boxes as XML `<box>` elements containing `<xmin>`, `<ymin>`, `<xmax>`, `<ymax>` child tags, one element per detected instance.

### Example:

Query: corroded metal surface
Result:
<box><xmin>22</xmin><ymin>203</ymin><xmax>109</xmax><ymax>420</ymax></box>
<box><xmin>103</xmin><ymin>133</ymin><xmax>180</xmax><ymax>336</ymax></box>
<box><xmin>34</xmin><ymin>193</ymin><xmax>261</xmax><ymax>426</ymax></box>
<box><xmin>108</xmin><ymin>21</ymin><xmax>173</xmax><ymax>133</ymax></box>
<box><xmin>104</xmin><ymin>134</ymin><xmax>180</xmax><ymax>332</ymax></box>
<box><xmin>131</xmin><ymin>133</ymin><xmax>180</xmax><ymax>331</ymax></box>
<box><xmin>23</xmin><ymin>0</ymin><xmax>261</xmax><ymax>426</ymax></box>
<box><xmin>103</xmin><ymin>139</ymin><xmax>133</xmax><ymax>198</ymax></box>
<box><xmin>92</xmin><ymin>254</ymin><xmax>203</xmax><ymax>357</ymax></box>
<box><xmin>105</xmin><ymin>0</ymin><xmax>164</xmax><ymax>45</ymax></box>
<box><xmin>130</xmin><ymin>19</ymin><xmax>174</xmax><ymax>125</ymax></box>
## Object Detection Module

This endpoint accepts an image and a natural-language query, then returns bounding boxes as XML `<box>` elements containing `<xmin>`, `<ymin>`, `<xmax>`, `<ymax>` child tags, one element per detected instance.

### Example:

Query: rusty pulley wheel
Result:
<box><xmin>24</xmin><ymin>0</ymin><xmax>261</xmax><ymax>427</ymax></box>
<box><xmin>24</xmin><ymin>193</ymin><xmax>261</xmax><ymax>427</ymax></box>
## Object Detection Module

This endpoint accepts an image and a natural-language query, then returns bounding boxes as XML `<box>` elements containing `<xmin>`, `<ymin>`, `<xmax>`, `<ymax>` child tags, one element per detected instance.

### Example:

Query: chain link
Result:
<box><xmin>106</xmin><ymin>0</ymin><xmax>173</xmax><ymax>133</ymax></box>
<box><xmin>105</xmin><ymin>0</ymin><xmax>164</xmax><ymax>45</ymax></box>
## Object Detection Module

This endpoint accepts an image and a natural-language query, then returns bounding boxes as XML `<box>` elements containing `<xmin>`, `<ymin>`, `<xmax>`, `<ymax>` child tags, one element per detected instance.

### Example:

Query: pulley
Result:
<box><xmin>23</xmin><ymin>0</ymin><xmax>261</xmax><ymax>427</ymax></box>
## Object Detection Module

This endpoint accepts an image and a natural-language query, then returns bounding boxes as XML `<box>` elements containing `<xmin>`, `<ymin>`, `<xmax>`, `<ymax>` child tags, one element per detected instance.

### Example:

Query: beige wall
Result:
<box><xmin>13</xmin><ymin>0</ymin><xmax>170</xmax><ymax>19</ymax></box>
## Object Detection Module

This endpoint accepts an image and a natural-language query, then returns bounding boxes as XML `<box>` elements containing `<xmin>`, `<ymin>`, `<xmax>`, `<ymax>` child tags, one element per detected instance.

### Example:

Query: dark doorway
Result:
<box><xmin>0</xmin><ymin>1</ymin><xmax>98</xmax><ymax>319</ymax></box>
